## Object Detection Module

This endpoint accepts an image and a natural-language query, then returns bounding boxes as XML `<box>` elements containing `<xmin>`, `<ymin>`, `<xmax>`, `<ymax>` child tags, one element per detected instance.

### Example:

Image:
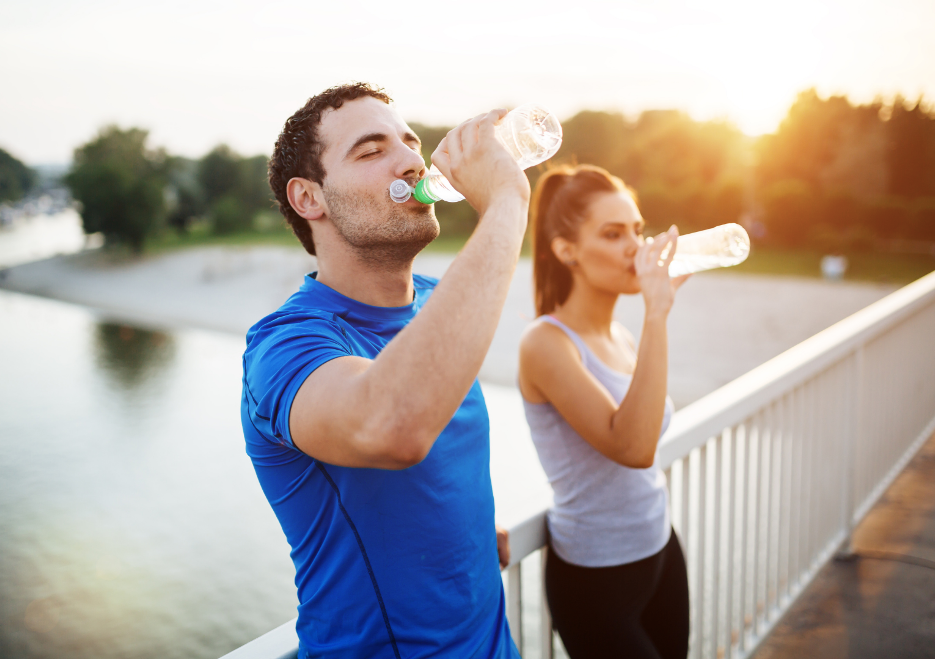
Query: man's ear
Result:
<box><xmin>287</xmin><ymin>177</ymin><xmax>326</xmax><ymax>221</ymax></box>
<box><xmin>551</xmin><ymin>236</ymin><xmax>578</xmax><ymax>267</ymax></box>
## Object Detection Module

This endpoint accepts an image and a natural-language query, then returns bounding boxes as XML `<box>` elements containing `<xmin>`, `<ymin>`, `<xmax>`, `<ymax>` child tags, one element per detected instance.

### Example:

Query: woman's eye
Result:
<box><xmin>605</xmin><ymin>232</ymin><xmax>620</xmax><ymax>239</ymax></box>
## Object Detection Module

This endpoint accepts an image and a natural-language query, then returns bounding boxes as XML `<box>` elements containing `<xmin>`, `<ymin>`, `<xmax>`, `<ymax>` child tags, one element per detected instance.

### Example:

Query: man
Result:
<box><xmin>241</xmin><ymin>82</ymin><xmax>530</xmax><ymax>658</ymax></box>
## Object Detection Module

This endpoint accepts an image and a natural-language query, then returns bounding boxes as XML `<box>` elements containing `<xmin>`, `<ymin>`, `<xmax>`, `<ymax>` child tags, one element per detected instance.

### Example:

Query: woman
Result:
<box><xmin>519</xmin><ymin>164</ymin><xmax>690</xmax><ymax>659</ymax></box>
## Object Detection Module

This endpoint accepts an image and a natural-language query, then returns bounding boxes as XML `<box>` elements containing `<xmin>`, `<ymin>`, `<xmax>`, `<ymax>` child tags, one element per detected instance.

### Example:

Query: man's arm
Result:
<box><xmin>289</xmin><ymin>110</ymin><xmax>530</xmax><ymax>469</ymax></box>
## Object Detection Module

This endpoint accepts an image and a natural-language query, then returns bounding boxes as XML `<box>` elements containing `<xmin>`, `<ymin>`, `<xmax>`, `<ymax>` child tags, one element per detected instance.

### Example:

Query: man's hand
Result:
<box><xmin>496</xmin><ymin>524</ymin><xmax>511</xmax><ymax>570</ymax></box>
<box><xmin>430</xmin><ymin>110</ymin><xmax>530</xmax><ymax>216</ymax></box>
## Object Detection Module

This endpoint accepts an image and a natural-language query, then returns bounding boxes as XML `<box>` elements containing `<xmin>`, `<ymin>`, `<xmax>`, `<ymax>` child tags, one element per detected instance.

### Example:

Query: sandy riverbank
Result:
<box><xmin>0</xmin><ymin>244</ymin><xmax>898</xmax><ymax>408</ymax></box>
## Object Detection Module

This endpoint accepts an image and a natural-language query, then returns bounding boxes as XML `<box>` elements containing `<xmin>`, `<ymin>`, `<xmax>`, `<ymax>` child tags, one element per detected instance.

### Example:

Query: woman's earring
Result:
<box><xmin>566</xmin><ymin>259</ymin><xmax>578</xmax><ymax>267</ymax></box>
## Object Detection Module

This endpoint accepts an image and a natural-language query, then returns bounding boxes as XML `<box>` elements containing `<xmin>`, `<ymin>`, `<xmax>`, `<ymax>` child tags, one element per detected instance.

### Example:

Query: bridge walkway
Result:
<box><xmin>754</xmin><ymin>430</ymin><xmax>935</xmax><ymax>658</ymax></box>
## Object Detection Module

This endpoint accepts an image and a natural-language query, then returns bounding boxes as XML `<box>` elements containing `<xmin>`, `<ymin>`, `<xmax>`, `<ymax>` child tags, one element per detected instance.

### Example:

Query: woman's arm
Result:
<box><xmin>518</xmin><ymin>228</ymin><xmax>688</xmax><ymax>468</ymax></box>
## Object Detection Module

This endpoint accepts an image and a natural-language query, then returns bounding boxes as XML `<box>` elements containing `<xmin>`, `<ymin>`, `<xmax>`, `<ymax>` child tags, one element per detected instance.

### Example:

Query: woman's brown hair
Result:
<box><xmin>530</xmin><ymin>164</ymin><xmax>631</xmax><ymax>316</ymax></box>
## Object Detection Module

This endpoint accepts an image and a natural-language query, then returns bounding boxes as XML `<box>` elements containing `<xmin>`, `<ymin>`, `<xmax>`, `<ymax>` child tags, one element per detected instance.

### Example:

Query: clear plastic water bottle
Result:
<box><xmin>648</xmin><ymin>223</ymin><xmax>751</xmax><ymax>276</ymax></box>
<box><xmin>389</xmin><ymin>104</ymin><xmax>563</xmax><ymax>204</ymax></box>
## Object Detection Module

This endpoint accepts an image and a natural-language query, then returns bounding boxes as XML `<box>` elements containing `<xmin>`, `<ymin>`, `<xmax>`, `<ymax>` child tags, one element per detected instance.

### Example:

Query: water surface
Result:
<box><xmin>0</xmin><ymin>210</ymin><xmax>90</xmax><ymax>269</ymax></box>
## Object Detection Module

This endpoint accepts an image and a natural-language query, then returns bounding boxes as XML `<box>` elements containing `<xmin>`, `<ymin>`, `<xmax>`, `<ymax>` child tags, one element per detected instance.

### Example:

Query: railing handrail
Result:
<box><xmin>658</xmin><ymin>270</ymin><xmax>935</xmax><ymax>468</ymax></box>
<box><xmin>221</xmin><ymin>618</ymin><xmax>298</xmax><ymax>659</ymax></box>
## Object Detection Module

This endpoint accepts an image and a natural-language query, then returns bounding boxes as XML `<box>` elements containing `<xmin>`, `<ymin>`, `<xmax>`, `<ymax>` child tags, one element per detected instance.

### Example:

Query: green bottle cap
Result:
<box><xmin>412</xmin><ymin>179</ymin><xmax>437</xmax><ymax>204</ymax></box>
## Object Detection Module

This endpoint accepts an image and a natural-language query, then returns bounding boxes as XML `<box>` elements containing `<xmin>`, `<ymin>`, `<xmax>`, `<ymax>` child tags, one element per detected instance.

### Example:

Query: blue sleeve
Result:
<box><xmin>242</xmin><ymin>313</ymin><xmax>352</xmax><ymax>449</ymax></box>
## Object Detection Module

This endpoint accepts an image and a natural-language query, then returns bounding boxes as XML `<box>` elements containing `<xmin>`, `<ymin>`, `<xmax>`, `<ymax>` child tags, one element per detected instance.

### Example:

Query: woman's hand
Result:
<box><xmin>636</xmin><ymin>225</ymin><xmax>690</xmax><ymax>319</ymax></box>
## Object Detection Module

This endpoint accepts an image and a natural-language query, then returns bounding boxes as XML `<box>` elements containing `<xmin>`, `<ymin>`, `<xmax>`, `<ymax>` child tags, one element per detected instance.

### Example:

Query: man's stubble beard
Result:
<box><xmin>323</xmin><ymin>183</ymin><xmax>440</xmax><ymax>270</ymax></box>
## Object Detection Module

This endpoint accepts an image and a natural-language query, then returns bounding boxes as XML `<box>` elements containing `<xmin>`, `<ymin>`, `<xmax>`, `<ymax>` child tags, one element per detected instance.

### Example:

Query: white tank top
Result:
<box><xmin>523</xmin><ymin>315</ymin><xmax>673</xmax><ymax>567</ymax></box>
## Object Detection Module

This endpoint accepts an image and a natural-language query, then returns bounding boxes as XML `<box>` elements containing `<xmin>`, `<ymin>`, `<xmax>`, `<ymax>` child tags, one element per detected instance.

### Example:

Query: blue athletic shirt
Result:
<box><xmin>241</xmin><ymin>273</ymin><xmax>518</xmax><ymax>659</ymax></box>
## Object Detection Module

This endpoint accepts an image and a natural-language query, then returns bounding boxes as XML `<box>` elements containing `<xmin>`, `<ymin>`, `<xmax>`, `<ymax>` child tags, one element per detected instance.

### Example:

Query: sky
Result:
<box><xmin>2</xmin><ymin>0</ymin><xmax>934</xmax><ymax>165</ymax></box>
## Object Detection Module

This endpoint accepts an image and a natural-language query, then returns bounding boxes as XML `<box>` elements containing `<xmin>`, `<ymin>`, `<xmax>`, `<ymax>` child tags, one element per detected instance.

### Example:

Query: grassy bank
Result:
<box><xmin>142</xmin><ymin>222</ymin><xmax>479</xmax><ymax>256</ymax></box>
<box><xmin>729</xmin><ymin>246</ymin><xmax>935</xmax><ymax>284</ymax></box>
<box><xmin>144</xmin><ymin>223</ymin><xmax>299</xmax><ymax>254</ymax></box>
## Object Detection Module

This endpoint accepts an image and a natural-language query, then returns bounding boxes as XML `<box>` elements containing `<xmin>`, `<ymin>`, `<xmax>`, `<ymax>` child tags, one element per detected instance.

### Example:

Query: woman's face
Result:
<box><xmin>556</xmin><ymin>191</ymin><xmax>646</xmax><ymax>296</ymax></box>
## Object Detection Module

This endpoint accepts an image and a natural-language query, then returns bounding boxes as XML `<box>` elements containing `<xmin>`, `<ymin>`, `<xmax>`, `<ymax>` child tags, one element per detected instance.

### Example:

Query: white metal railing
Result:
<box><xmin>222</xmin><ymin>270</ymin><xmax>935</xmax><ymax>659</ymax></box>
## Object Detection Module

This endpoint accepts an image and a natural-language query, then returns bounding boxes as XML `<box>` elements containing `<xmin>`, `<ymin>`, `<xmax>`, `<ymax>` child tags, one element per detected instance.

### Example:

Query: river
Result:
<box><xmin>0</xmin><ymin>208</ymin><xmax>92</xmax><ymax>269</ymax></box>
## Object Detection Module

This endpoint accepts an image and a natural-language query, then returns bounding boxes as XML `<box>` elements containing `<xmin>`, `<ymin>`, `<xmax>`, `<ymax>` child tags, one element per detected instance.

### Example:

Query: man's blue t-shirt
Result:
<box><xmin>241</xmin><ymin>273</ymin><xmax>517</xmax><ymax>659</ymax></box>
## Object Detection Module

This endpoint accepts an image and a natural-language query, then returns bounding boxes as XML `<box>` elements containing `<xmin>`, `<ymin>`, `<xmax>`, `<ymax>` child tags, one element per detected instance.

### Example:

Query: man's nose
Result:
<box><xmin>394</xmin><ymin>145</ymin><xmax>426</xmax><ymax>180</ymax></box>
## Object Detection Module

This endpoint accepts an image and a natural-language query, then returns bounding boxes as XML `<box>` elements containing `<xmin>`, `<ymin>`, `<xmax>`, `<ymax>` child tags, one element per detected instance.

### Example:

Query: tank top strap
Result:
<box><xmin>540</xmin><ymin>315</ymin><xmax>591</xmax><ymax>366</ymax></box>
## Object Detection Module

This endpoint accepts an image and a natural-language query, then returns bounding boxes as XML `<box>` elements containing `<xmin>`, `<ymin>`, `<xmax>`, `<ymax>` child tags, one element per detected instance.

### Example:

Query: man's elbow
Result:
<box><xmin>384</xmin><ymin>433</ymin><xmax>433</xmax><ymax>469</ymax></box>
<box><xmin>357</xmin><ymin>422</ymin><xmax>435</xmax><ymax>470</ymax></box>
<box><xmin>391</xmin><ymin>440</ymin><xmax>433</xmax><ymax>469</ymax></box>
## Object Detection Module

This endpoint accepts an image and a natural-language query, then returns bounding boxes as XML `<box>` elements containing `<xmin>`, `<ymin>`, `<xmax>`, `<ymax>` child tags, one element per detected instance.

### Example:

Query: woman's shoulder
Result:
<box><xmin>519</xmin><ymin>317</ymin><xmax>584</xmax><ymax>374</ymax></box>
<box><xmin>521</xmin><ymin>316</ymin><xmax>574</xmax><ymax>352</ymax></box>
<box><xmin>519</xmin><ymin>316</ymin><xmax>584</xmax><ymax>404</ymax></box>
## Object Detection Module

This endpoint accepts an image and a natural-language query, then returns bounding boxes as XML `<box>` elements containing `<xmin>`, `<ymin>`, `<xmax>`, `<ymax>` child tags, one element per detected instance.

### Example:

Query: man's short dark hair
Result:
<box><xmin>268</xmin><ymin>82</ymin><xmax>393</xmax><ymax>255</ymax></box>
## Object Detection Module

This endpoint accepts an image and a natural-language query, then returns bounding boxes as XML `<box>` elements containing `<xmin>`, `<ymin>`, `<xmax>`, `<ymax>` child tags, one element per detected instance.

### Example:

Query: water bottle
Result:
<box><xmin>648</xmin><ymin>223</ymin><xmax>751</xmax><ymax>276</ymax></box>
<box><xmin>389</xmin><ymin>104</ymin><xmax>563</xmax><ymax>204</ymax></box>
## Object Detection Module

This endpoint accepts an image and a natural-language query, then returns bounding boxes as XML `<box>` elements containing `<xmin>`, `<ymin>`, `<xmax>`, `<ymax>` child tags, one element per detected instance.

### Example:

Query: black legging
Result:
<box><xmin>545</xmin><ymin>529</ymin><xmax>690</xmax><ymax>659</ymax></box>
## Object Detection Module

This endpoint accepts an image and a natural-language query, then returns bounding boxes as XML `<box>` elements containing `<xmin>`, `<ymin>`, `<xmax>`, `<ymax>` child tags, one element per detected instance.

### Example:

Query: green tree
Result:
<box><xmin>756</xmin><ymin>90</ymin><xmax>856</xmax><ymax>189</ymax></box>
<box><xmin>238</xmin><ymin>154</ymin><xmax>274</xmax><ymax>215</ymax></box>
<box><xmin>551</xmin><ymin>109</ymin><xmax>748</xmax><ymax>231</ymax></box>
<box><xmin>0</xmin><ymin>147</ymin><xmax>37</xmax><ymax>202</ymax></box>
<box><xmin>887</xmin><ymin>96</ymin><xmax>935</xmax><ymax>198</ymax></box>
<box><xmin>759</xmin><ymin>179</ymin><xmax>818</xmax><ymax>247</ymax></box>
<box><xmin>65</xmin><ymin>126</ymin><xmax>166</xmax><ymax>253</ymax></box>
<box><xmin>754</xmin><ymin>90</ymin><xmax>935</xmax><ymax>248</ymax></box>
<box><xmin>210</xmin><ymin>194</ymin><xmax>252</xmax><ymax>234</ymax></box>
<box><xmin>165</xmin><ymin>156</ymin><xmax>206</xmax><ymax>232</ymax></box>
<box><xmin>756</xmin><ymin>90</ymin><xmax>889</xmax><ymax>199</ymax></box>
<box><xmin>624</xmin><ymin>111</ymin><xmax>746</xmax><ymax>190</ymax></box>
<box><xmin>198</xmin><ymin>144</ymin><xmax>242</xmax><ymax>204</ymax></box>
<box><xmin>551</xmin><ymin>111</ymin><xmax>633</xmax><ymax>177</ymax></box>
<box><xmin>197</xmin><ymin>146</ymin><xmax>272</xmax><ymax>234</ymax></box>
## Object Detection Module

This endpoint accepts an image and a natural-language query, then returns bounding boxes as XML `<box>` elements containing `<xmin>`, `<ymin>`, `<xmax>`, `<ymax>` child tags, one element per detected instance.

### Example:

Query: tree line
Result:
<box><xmin>415</xmin><ymin>91</ymin><xmax>935</xmax><ymax>251</ymax></box>
<box><xmin>0</xmin><ymin>148</ymin><xmax>38</xmax><ymax>203</ymax></box>
<box><xmin>54</xmin><ymin>89</ymin><xmax>935</xmax><ymax>252</ymax></box>
<box><xmin>755</xmin><ymin>90</ymin><xmax>935</xmax><ymax>250</ymax></box>
<box><xmin>62</xmin><ymin>126</ymin><xmax>274</xmax><ymax>252</ymax></box>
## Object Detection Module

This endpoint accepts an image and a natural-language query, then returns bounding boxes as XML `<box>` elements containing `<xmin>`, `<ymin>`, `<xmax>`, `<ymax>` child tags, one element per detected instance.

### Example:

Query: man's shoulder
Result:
<box><xmin>247</xmin><ymin>305</ymin><xmax>343</xmax><ymax>345</ymax></box>
<box><xmin>244</xmin><ymin>298</ymin><xmax>353</xmax><ymax>372</ymax></box>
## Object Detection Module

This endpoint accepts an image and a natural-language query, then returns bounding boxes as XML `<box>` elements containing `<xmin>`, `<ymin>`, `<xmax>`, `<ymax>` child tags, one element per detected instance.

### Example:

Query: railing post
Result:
<box><xmin>507</xmin><ymin>563</ymin><xmax>523</xmax><ymax>653</ymax></box>
<box><xmin>691</xmin><ymin>444</ymin><xmax>707</xmax><ymax>659</ymax></box>
<box><xmin>836</xmin><ymin>347</ymin><xmax>863</xmax><ymax>559</ymax></box>
<box><xmin>540</xmin><ymin>547</ymin><xmax>553</xmax><ymax>659</ymax></box>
